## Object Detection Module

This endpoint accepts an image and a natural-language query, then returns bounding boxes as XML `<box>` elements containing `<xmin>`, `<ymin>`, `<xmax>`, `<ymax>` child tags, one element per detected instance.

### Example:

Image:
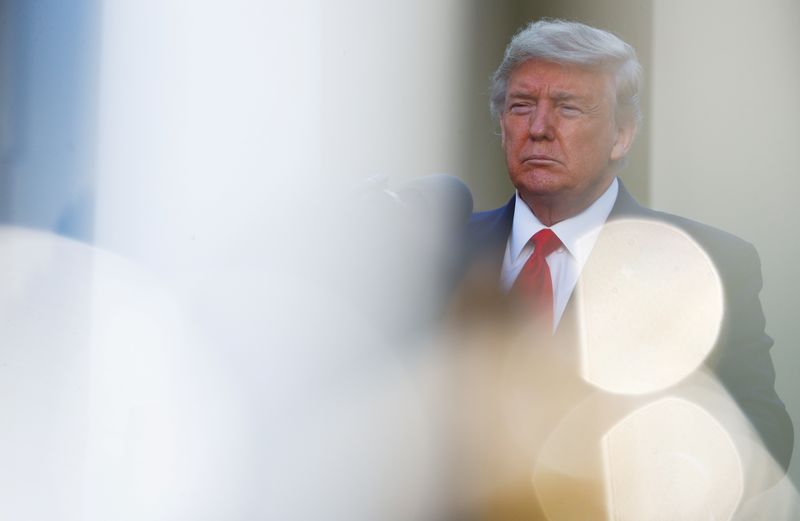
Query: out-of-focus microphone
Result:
<box><xmin>341</xmin><ymin>174</ymin><xmax>474</xmax><ymax>341</ymax></box>
<box><xmin>352</xmin><ymin>173</ymin><xmax>473</xmax><ymax>228</ymax></box>
<box><xmin>385</xmin><ymin>174</ymin><xmax>474</xmax><ymax>228</ymax></box>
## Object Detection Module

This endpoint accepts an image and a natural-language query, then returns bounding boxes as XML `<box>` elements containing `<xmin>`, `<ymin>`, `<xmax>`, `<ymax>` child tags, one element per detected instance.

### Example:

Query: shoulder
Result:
<box><xmin>468</xmin><ymin>197</ymin><xmax>515</xmax><ymax>233</ymax></box>
<box><xmin>633</xmin><ymin>207</ymin><xmax>761</xmax><ymax>282</ymax></box>
<box><xmin>453</xmin><ymin>197</ymin><xmax>517</xmax><ymax>282</ymax></box>
<box><xmin>466</xmin><ymin>196</ymin><xmax>516</xmax><ymax>253</ymax></box>
<box><xmin>610</xmin><ymin>184</ymin><xmax>760</xmax><ymax>281</ymax></box>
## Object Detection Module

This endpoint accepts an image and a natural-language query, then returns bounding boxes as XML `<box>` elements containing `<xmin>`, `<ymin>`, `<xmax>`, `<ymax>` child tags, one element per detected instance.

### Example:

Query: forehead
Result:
<box><xmin>506</xmin><ymin>59</ymin><xmax>615</xmax><ymax>100</ymax></box>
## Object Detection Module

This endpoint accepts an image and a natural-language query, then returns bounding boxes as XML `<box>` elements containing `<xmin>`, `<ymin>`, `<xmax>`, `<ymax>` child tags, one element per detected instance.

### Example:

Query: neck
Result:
<box><xmin>521</xmin><ymin>177</ymin><xmax>615</xmax><ymax>227</ymax></box>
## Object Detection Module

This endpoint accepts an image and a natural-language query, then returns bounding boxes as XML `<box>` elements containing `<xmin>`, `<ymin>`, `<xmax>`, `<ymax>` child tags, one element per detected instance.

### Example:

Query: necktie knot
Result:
<box><xmin>531</xmin><ymin>228</ymin><xmax>562</xmax><ymax>258</ymax></box>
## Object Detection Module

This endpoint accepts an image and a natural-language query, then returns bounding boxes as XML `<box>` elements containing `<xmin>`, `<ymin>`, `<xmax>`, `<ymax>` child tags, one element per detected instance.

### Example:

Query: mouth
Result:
<box><xmin>522</xmin><ymin>155</ymin><xmax>561</xmax><ymax>166</ymax></box>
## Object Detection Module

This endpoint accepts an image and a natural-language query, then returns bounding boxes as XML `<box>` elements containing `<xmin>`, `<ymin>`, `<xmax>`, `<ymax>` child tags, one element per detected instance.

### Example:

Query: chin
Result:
<box><xmin>512</xmin><ymin>171</ymin><xmax>572</xmax><ymax>198</ymax></box>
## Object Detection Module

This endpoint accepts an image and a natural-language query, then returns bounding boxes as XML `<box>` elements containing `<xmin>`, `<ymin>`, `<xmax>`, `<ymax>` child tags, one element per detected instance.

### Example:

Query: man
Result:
<box><xmin>457</xmin><ymin>19</ymin><xmax>793</xmax><ymax>518</ymax></box>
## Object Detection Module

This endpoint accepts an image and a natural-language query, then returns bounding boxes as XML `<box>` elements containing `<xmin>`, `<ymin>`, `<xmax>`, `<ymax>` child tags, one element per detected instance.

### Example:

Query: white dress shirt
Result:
<box><xmin>500</xmin><ymin>178</ymin><xmax>619</xmax><ymax>331</ymax></box>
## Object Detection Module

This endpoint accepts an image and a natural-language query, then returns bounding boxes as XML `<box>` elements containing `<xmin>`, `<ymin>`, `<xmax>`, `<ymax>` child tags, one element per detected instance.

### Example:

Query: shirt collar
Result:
<box><xmin>509</xmin><ymin>177</ymin><xmax>619</xmax><ymax>266</ymax></box>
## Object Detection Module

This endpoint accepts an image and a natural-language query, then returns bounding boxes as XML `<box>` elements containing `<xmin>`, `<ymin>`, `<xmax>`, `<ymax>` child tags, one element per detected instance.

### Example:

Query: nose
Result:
<box><xmin>529</xmin><ymin>104</ymin><xmax>555</xmax><ymax>140</ymax></box>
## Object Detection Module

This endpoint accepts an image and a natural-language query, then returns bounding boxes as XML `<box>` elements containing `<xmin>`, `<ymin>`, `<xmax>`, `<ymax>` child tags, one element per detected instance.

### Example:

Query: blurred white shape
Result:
<box><xmin>93</xmin><ymin>0</ymin><xmax>324</xmax><ymax>279</ymax></box>
<box><xmin>603</xmin><ymin>397</ymin><xmax>744</xmax><ymax>521</ymax></box>
<box><xmin>0</xmin><ymin>228</ymin><xmax>91</xmax><ymax>521</ymax></box>
<box><xmin>0</xmin><ymin>225</ymin><xmax>446</xmax><ymax>520</ymax></box>
<box><xmin>0</xmin><ymin>226</ymin><xmax>190</xmax><ymax>520</ymax></box>
<box><xmin>576</xmin><ymin>219</ymin><xmax>723</xmax><ymax>394</ymax></box>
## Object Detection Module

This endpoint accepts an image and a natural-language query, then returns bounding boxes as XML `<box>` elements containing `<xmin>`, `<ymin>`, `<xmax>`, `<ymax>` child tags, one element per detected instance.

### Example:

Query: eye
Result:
<box><xmin>559</xmin><ymin>105</ymin><xmax>582</xmax><ymax>117</ymax></box>
<box><xmin>508</xmin><ymin>103</ymin><xmax>533</xmax><ymax>115</ymax></box>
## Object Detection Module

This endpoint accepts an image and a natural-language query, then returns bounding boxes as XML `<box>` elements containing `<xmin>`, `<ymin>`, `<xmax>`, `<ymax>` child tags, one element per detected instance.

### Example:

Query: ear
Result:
<box><xmin>610</xmin><ymin>117</ymin><xmax>636</xmax><ymax>161</ymax></box>
<box><xmin>499</xmin><ymin>116</ymin><xmax>507</xmax><ymax>149</ymax></box>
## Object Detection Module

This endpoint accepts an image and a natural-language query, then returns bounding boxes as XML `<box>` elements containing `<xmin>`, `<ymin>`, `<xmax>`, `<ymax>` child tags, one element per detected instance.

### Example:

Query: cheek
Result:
<box><xmin>501</xmin><ymin>136</ymin><xmax>519</xmax><ymax>164</ymax></box>
<box><xmin>500</xmin><ymin>120</ymin><xmax>515</xmax><ymax>147</ymax></box>
<box><xmin>568</xmin><ymin>128</ymin><xmax>610</xmax><ymax>156</ymax></box>
<box><xmin>501</xmin><ymin>115</ymin><xmax>526</xmax><ymax>136</ymax></box>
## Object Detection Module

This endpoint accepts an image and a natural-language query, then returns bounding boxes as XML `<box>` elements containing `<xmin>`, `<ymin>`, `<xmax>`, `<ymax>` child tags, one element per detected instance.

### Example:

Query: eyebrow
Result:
<box><xmin>550</xmin><ymin>91</ymin><xmax>583</xmax><ymax>102</ymax></box>
<box><xmin>506</xmin><ymin>90</ymin><xmax>587</xmax><ymax>103</ymax></box>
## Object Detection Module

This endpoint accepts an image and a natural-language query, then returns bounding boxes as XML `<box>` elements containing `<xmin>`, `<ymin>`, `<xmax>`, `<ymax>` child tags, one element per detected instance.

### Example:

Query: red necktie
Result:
<box><xmin>512</xmin><ymin>228</ymin><xmax>563</xmax><ymax>325</ymax></box>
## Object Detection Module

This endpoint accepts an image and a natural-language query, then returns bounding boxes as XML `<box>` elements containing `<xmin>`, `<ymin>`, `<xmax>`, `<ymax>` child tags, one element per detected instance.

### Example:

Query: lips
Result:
<box><xmin>523</xmin><ymin>154</ymin><xmax>561</xmax><ymax>165</ymax></box>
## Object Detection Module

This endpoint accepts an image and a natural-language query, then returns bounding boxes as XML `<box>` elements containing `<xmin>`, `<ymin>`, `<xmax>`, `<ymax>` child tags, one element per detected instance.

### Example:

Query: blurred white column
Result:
<box><xmin>87</xmin><ymin>1</ymin><xmax>473</xmax><ymax>520</ymax></box>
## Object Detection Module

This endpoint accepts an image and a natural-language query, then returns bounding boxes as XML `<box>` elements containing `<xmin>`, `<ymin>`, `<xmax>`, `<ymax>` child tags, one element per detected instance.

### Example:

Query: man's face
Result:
<box><xmin>500</xmin><ymin>59</ymin><xmax>634</xmax><ymax>211</ymax></box>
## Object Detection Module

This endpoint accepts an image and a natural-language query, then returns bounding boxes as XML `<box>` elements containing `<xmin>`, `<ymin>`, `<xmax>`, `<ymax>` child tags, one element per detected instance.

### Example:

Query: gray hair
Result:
<box><xmin>490</xmin><ymin>19</ymin><xmax>642</xmax><ymax>124</ymax></box>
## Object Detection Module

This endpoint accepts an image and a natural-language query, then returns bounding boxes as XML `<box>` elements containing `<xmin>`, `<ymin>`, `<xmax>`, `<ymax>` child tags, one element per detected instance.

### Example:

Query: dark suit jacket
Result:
<box><xmin>464</xmin><ymin>180</ymin><xmax>793</xmax><ymax>477</ymax></box>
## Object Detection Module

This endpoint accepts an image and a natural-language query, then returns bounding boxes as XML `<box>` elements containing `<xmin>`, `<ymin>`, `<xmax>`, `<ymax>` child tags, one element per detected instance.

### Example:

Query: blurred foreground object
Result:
<box><xmin>449</xmin><ymin>218</ymin><xmax>797</xmax><ymax>519</ymax></box>
<box><xmin>0</xmin><ymin>227</ymin><xmax>449</xmax><ymax>520</ymax></box>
